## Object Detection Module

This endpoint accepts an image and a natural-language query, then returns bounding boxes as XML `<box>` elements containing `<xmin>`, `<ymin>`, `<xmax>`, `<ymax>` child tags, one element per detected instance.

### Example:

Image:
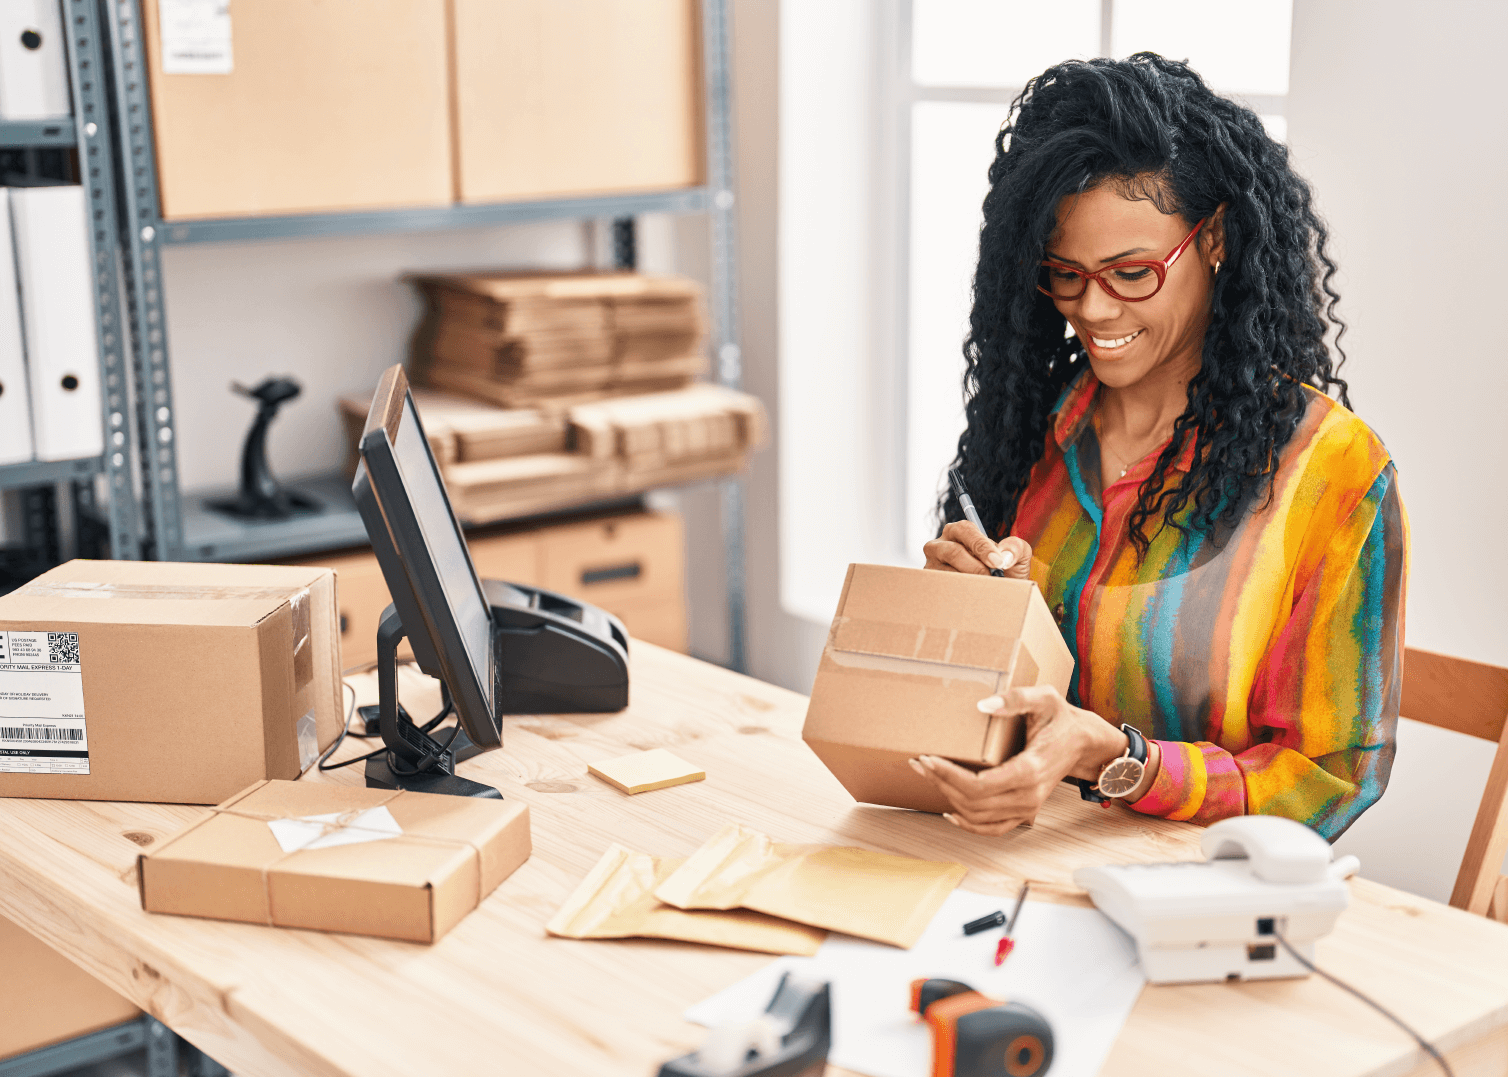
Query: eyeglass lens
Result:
<box><xmin>1039</xmin><ymin>263</ymin><xmax>1161</xmax><ymax>301</ymax></box>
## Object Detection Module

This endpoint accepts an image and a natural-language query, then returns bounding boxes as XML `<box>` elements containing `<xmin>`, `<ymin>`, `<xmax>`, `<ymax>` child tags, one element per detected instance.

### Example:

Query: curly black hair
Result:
<box><xmin>938</xmin><ymin>53</ymin><xmax>1348</xmax><ymax>554</ymax></box>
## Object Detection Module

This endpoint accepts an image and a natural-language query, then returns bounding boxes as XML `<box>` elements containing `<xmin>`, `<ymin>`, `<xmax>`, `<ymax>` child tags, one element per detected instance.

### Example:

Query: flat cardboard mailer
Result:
<box><xmin>803</xmin><ymin>564</ymin><xmax>1075</xmax><ymax>814</ymax></box>
<box><xmin>0</xmin><ymin>560</ymin><xmax>343</xmax><ymax>804</ymax></box>
<box><xmin>139</xmin><ymin>779</ymin><xmax>531</xmax><ymax>944</ymax></box>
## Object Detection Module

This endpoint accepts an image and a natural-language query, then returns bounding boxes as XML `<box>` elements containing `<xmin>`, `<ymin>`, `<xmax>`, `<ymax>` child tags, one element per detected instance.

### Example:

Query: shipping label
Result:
<box><xmin>0</xmin><ymin>630</ymin><xmax>89</xmax><ymax>775</ymax></box>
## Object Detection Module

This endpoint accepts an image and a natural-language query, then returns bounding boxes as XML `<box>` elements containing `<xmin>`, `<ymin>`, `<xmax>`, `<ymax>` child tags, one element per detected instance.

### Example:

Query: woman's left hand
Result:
<box><xmin>909</xmin><ymin>686</ymin><xmax>1130</xmax><ymax>836</ymax></box>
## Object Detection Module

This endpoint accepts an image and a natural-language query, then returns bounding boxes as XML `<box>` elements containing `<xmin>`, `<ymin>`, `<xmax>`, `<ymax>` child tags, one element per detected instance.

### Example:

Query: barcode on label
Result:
<box><xmin>0</xmin><ymin>726</ymin><xmax>84</xmax><ymax>742</ymax></box>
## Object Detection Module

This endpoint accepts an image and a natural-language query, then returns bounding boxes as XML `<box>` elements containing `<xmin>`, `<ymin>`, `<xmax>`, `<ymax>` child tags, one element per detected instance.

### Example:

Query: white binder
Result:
<box><xmin>11</xmin><ymin>184</ymin><xmax>103</xmax><ymax>462</ymax></box>
<box><xmin>0</xmin><ymin>1</ymin><xmax>71</xmax><ymax>121</ymax></box>
<box><xmin>0</xmin><ymin>190</ymin><xmax>30</xmax><ymax>466</ymax></box>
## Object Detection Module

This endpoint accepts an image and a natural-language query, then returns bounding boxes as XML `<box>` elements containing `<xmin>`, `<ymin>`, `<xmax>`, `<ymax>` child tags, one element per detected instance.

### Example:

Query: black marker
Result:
<box><xmin>948</xmin><ymin>468</ymin><xmax>1005</xmax><ymax>578</ymax></box>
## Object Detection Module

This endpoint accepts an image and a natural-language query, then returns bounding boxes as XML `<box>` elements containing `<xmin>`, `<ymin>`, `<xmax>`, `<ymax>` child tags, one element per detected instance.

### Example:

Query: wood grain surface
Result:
<box><xmin>2</xmin><ymin>644</ymin><xmax>1508</xmax><ymax>1076</ymax></box>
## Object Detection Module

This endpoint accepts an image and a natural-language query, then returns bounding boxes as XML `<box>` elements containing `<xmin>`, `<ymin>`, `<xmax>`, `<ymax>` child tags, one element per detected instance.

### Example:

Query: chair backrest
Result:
<box><xmin>1400</xmin><ymin>647</ymin><xmax>1508</xmax><ymax>917</ymax></box>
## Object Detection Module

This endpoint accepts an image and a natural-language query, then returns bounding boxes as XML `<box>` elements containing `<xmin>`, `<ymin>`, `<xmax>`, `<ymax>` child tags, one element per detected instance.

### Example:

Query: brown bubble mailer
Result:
<box><xmin>546</xmin><ymin>842</ymin><xmax>825</xmax><ymax>956</ymax></box>
<box><xmin>653</xmin><ymin>824</ymin><xmax>967</xmax><ymax>949</ymax></box>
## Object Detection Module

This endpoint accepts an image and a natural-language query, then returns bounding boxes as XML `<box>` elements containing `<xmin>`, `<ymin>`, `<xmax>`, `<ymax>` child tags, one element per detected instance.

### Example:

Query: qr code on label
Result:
<box><xmin>48</xmin><ymin>632</ymin><xmax>80</xmax><ymax>664</ymax></box>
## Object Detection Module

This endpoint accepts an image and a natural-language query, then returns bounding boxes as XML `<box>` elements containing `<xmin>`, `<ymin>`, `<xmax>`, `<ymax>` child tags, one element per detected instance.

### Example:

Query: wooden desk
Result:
<box><xmin>1</xmin><ymin>644</ymin><xmax>1507</xmax><ymax>1077</ymax></box>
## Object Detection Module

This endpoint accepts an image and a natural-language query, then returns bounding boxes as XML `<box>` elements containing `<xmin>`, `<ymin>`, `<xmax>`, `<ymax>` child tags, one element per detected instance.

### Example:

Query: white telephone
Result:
<box><xmin>1073</xmin><ymin>816</ymin><xmax>1360</xmax><ymax>984</ymax></box>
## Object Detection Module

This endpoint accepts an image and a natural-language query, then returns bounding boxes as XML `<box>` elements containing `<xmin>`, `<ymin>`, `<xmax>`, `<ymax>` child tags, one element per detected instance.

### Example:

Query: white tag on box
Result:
<box><xmin>266</xmin><ymin>806</ymin><xmax>403</xmax><ymax>854</ymax></box>
<box><xmin>159</xmin><ymin>0</ymin><xmax>233</xmax><ymax>75</ymax></box>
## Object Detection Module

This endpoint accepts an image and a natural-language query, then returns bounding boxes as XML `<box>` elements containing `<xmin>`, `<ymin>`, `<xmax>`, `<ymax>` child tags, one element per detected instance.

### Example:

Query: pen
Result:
<box><xmin>995</xmin><ymin>881</ymin><xmax>1030</xmax><ymax>965</ymax></box>
<box><xmin>947</xmin><ymin>468</ymin><xmax>1005</xmax><ymax>578</ymax></box>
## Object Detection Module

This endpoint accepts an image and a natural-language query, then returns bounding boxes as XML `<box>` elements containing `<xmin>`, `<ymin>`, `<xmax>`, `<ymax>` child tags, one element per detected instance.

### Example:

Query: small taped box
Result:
<box><xmin>0</xmin><ymin>560</ymin><xmax>343</xmax><ymax>804</ymax></box>
<box><xmin>139</xmin><ymin>780</ymin><xmax>531</xmax><ymax>944</ymax></box>
<box><xmin>802</xmin><ymin>564</ymin><xmax>1074</xmax><ymax>814</ymax></box>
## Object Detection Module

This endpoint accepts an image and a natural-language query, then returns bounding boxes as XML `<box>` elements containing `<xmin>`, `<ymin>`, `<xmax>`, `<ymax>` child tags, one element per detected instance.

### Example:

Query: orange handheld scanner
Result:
<box><xmin>909</xmin><ymin>979</ymin><xmax>1054</xmax><ymax>1077</ymax></box>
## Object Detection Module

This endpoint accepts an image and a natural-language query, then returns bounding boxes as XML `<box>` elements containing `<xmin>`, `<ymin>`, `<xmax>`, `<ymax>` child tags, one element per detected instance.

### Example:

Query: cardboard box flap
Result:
<box><xmin>1</xmin><ymin>560</ymin><xmax>325</xmax><ymax>629</ymax></box>
<box><xmin>836</xmin><ymin>564</ymin><xmax>1033</xmax><ymax>632</ymax></box>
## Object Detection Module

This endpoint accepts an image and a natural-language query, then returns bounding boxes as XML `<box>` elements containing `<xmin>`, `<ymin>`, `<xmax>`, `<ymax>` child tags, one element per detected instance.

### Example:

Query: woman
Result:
<box><xmin>913</xmin><ymin>54</ymin><xmax>1407</xmax><ymax>841</ymax></box>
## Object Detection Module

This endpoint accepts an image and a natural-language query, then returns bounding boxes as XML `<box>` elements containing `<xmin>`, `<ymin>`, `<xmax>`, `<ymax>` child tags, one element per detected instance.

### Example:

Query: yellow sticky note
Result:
<box><xmin>588</xmin><ymin>749</ymin><xmax>705</xmax><ymax>795</ymax></box>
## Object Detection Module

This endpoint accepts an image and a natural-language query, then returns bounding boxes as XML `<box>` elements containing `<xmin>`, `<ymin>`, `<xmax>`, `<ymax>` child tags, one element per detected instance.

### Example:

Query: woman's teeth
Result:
<box><xmin>1091</xmin><ymin>329</ymin><xmax>1143</xmax><ymax>350</ymax></box>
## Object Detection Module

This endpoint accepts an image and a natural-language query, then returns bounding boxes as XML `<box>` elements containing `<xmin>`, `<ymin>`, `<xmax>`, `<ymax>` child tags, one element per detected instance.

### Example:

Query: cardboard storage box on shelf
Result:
<box><xmin>141</xmin><ymin>0</ymin><xmax>452</xmax><ymax>220</ymax></box>
<box><xmin>0</xmin><ymin>914</ymin><xmax>140</xmax><ymax>1060</ymax></box>
<box><xmin>0</xmin><ymin>560</ymin><xmax>342</xmax><ymax>804</ymax></box>
<box><xmin>139</xmin><ymin>780</ymin><xmax>532</xmax><ymax>944</ymax></box>
<box><xmin>803</xmin><ymin>565</ymin><xmax>1075</xmax><ymax>814</ymax></box>
<box><xmin>450</xmin><ymin>0</ymin><xmax>702</xmax><ymax>203</ymax></box>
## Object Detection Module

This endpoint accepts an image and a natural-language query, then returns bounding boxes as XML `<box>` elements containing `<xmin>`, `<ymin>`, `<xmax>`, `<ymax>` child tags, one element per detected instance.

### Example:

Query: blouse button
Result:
<box><xmin>1053</xmin><ymin>602</ymin><xmax>1066</xmax><ymax>625</ymax></box>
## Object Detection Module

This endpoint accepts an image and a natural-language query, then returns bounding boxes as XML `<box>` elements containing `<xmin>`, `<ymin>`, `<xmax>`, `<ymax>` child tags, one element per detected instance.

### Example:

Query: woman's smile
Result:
<box><xmin>1086</xmin><ymin>328</ymin><xmax>1144</xmax><ymax>354</ymax></box>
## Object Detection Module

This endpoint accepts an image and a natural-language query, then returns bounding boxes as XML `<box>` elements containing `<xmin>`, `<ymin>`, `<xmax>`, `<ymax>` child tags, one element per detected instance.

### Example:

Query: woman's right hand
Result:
<box><xmin>923</xmin><ymin>521</ymin><xmax>1032</xmax><ymax>580</ymax></box>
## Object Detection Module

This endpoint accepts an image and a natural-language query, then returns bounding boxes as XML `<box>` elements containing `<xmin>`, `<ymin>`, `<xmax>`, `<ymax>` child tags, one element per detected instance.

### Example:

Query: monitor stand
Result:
<box><xmin>364</xmin><ymin>606</ymin><xmax>501</xmax><ymax>799</ymax></box>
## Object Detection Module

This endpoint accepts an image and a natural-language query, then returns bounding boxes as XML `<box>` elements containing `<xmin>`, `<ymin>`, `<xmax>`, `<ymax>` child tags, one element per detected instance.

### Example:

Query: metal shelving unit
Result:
<box><xmin>0</xmin><ymin>1014</ymin><xmax>227</xmax><ymax>1077</ymax></box>
<box><xmin>98</xmin><ymin>0</ymin><xmax>749</xmax><ymax>668</ymax></box>
<box><xmin>0</xmin><ymin>0</ymin><xmax>140</xmax><ymax>565</ymax></box>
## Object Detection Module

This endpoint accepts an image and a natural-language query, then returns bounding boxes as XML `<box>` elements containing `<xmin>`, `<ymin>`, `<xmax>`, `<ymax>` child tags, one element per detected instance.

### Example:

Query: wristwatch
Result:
<box><xmin>1066</xmin><ymin>724</ymin><xmax>1148</xmax><ymax>804</ymax></box>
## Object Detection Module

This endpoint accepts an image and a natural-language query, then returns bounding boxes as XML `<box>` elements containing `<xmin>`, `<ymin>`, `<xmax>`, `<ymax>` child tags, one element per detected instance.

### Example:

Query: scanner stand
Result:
<box><xmin>364</xmin><ymin>605</ymin><xmax>501</xmax><ymax>799</ymax></box>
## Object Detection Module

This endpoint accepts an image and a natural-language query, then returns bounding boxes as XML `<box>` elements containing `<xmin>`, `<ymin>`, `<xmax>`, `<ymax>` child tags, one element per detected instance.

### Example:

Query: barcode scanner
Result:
<box><xmin>909</xmin><ymin>978</ymin><xmax>1054</xmax><ymax>1077</ymax></box>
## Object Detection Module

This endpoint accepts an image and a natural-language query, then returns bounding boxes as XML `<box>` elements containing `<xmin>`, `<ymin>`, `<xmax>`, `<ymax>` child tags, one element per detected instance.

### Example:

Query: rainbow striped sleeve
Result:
<box><xmin>1128</xmin><ymin>467</ymin><xmax>1407</xmax><ymax>837</ymax></box>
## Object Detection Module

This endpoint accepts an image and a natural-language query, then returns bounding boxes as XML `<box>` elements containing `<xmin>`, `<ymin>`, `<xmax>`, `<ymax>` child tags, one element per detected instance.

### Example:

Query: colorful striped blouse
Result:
<box><xmin>1010</xmin><ymin>370</ymin><xmax>1409</xmax><ymax>839</ymax></box>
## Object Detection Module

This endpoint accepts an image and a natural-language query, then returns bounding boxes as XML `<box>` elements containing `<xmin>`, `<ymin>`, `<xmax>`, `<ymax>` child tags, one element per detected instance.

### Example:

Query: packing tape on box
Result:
<box><xmin>20</xmin><ymin>579</ymin><xmax>314</xmax><ymax>672</ymax></box>
<box><xmin>170</xmin><ymin>793</ymin><xmax>491</xmax><ymax>927</ymax></box>
<box><xmin>826</xmin><ymin>647</ymin><xmax>1005</xmax><ymax>689</ymax></box>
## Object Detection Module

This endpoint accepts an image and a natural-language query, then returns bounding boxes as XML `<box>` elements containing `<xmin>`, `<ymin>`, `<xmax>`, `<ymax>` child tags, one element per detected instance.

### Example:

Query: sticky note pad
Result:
<box><xmin>588</xmin><ymin>749</ymin><xmax>705</xmax><ymax>795</ymax></box>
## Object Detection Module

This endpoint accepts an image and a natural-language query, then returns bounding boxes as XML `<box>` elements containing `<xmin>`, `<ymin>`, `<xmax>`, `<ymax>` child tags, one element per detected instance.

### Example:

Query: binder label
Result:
<box><xmin>159</xmin><ymin>0</ymin><xmax>234</xmax><ymax>75</ymax></box>
<box><xmin>0</xmin><ymin>630</ymin><xmax>89</xmax><ymax>775</ymax></box>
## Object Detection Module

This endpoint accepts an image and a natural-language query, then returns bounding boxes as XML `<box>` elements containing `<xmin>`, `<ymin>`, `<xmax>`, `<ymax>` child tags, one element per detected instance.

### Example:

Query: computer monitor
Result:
<box><xmin>352</xmin><ymin>365</ymin><xmax>501</xmax><ymax>795</ymax></box>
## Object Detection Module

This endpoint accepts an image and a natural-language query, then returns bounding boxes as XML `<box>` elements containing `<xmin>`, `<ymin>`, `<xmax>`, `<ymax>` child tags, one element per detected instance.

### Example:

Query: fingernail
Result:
<box><xmin>988</xmin><ymin>550</ymin><xmax>1006</xmax><ymax>569</ymax></box>
<box><xmin>908</xmin><ymin>758</ymin><xmax>925</xmax><ymax>775</ymax></box>
<box><xmin>943</xmin><ymin>813</ymin><xmax>962</xmax><ymax>827</ymax></box>
<box><xmin>998</xmin><ymin>550</ymin><xmax>1016</xmax><ymax>570</ymax></box>
<box><xmin>976</xmin><ymin>695</ymin><xmax>1004</xmax><ymax>713</ymax></box>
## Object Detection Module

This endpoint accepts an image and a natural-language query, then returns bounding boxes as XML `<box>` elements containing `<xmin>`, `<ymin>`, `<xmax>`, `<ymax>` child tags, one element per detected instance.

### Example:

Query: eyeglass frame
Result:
<box><xmin>1037</xmin><ymin>217</ymin><xmax>1208</xmax><ymax>303</ymax></box>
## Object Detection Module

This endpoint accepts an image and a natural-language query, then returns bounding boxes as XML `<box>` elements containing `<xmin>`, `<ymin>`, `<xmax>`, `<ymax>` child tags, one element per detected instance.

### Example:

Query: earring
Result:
<box><xmin>1215</xmin><ymin>260</ymin><xmax>1222</xmax><ymax>274</ymax></box>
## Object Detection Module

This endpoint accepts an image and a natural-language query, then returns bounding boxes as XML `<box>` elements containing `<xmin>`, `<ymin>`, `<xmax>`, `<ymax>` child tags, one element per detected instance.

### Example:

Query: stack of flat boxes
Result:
<box><xmin>412</xmin><ymin>272</ymin><xmax>707</xmax><ymax>406</ymax></box>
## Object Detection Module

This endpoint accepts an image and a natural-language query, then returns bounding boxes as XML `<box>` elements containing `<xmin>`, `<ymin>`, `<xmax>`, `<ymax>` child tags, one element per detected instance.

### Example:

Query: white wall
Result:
<box><xmin>161</xmin><ymin>221</ymin><xmax>589</xmax><ymax>493</ymax></box>
<box><xmin>1287</xmin><ymin>0</ymin><xmax>1508</xmax><ymax>901</ymax></box>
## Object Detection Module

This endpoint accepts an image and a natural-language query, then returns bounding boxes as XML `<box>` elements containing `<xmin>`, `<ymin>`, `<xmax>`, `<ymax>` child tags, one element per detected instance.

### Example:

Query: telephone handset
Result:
<box><xmin>1074</xmin><ymin>816</ymin><xmax>1359</xmax><ymax>984</ymax></box>
<box><xmin>1200</xmin><ymin>815</ymin><xmax>1360</xmax><ymax>884</ymax></box>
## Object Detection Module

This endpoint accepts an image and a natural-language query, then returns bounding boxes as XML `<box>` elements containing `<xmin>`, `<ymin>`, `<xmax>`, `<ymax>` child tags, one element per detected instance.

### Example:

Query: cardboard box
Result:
<box><xmin>139</xmin><ymin>780</ymin><xmax>532</xmax><ymax>944</ymax></box>
<box><xmin>0</xmin><ymin>560</ymin><xmax>343</xmax><ymax>804</ymax></box>
<box><xmin>141</xmin><ymin>0</ymin><xmax>452</xmax><ymax>219</ymax></box>
<box><xmin>450</xmin><ymin>0</ymin><xmax>703</xmax><ymax>203</ymax></box>
<box><xmin>0</xmin><ymin>914</ymin><xmax>140</xmax><ymax>1060</ymax></box>
<box><xmin>803</xmin><ymin>565</ymin><xmax>1075</xmax><ymax>814</ymax></box>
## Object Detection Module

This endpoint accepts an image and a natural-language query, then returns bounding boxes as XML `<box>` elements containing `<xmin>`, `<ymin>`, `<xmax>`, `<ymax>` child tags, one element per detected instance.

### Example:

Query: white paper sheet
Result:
<box><xmin>266</xmin><ymin>806</ymin><xmax>403</xmax><ymax>854</ymax></box>
<box><xmin>685</xmin><ymin>889</ymin><xmax>1144</xmax><ymax>1077</ymax></box>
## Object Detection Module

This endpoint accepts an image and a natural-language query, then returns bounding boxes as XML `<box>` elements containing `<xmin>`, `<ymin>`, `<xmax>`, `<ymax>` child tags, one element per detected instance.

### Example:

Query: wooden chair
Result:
<box><xmin>1401</xmin><ymin>647</ymin><xmax>1508</xmax><ymax>918</ymax></box>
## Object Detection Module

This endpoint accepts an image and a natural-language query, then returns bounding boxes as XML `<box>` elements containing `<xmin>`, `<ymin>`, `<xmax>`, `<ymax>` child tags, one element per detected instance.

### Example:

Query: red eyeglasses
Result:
<box><xmin>1038</xmin><ymin>218</ymin><xmax>1207</xmax><ymax>303</ymax></box>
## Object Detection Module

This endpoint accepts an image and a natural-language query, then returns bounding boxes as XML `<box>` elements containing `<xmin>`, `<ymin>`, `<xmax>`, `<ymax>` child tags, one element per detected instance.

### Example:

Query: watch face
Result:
<box><xmin>1098</xmin><ymin>757</ymin><xmax>1145</xmax><ymax>798</ymax></box>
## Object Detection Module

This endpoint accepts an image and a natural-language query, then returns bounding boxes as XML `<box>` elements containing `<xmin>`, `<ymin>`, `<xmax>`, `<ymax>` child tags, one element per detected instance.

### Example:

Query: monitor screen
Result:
<box><xmin>352</xmin><ymin>365</ymin><xmax>500</xmax><ymax>751</ymax></box>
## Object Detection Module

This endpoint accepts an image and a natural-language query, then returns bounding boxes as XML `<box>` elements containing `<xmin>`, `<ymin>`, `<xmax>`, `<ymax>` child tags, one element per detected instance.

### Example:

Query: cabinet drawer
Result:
<box><xmin>538</xmin><ymin>511</ymin><xmax>684</xmax><ymax>609</ymax></box>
